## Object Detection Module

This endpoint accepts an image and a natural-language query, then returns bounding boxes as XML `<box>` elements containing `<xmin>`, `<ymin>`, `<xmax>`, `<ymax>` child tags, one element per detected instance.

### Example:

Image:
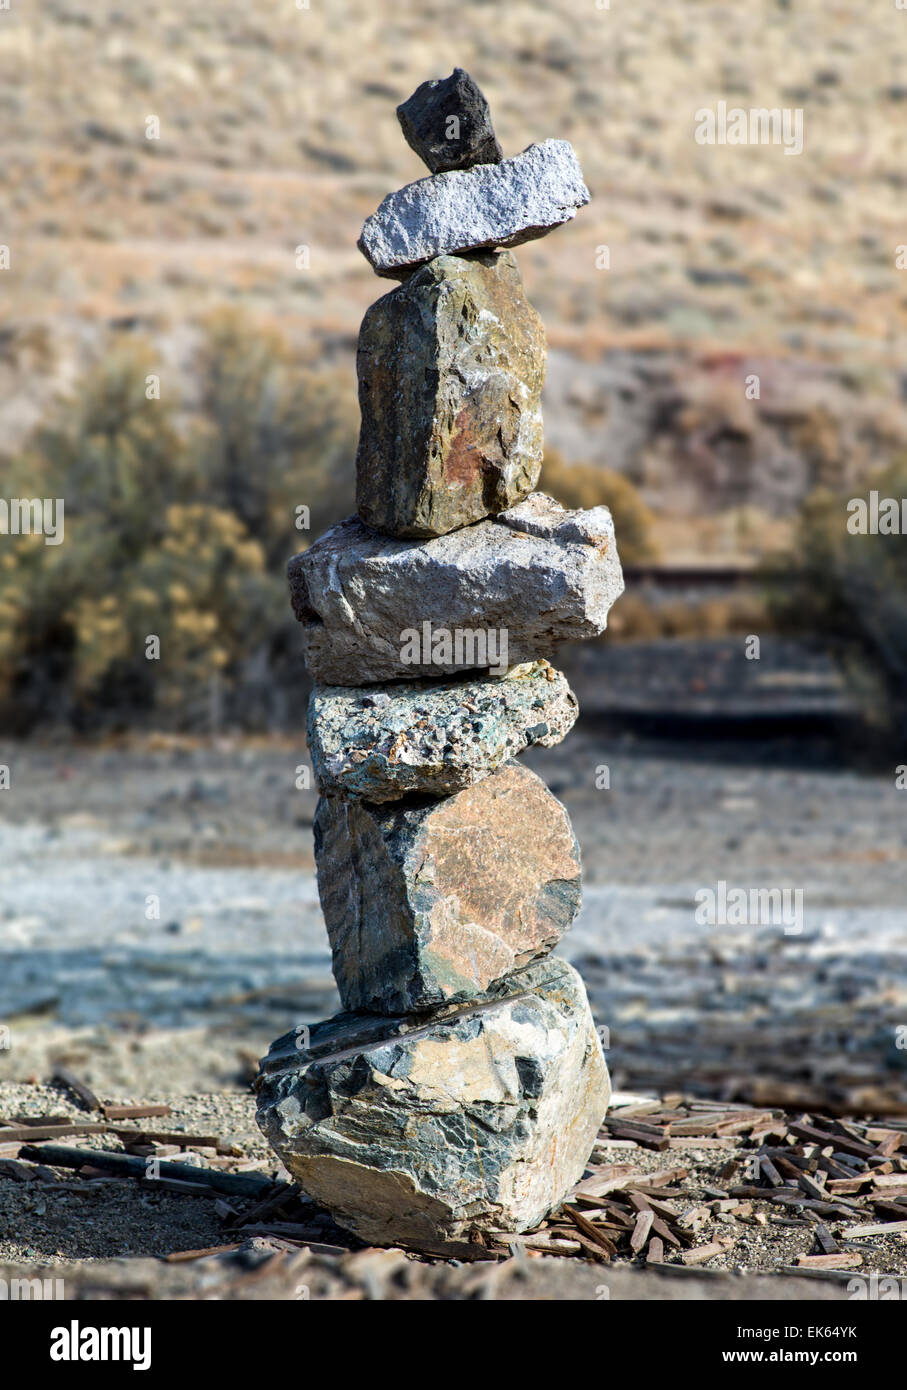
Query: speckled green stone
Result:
<box><xmin>306</xmin><ymin>660</ymin><xmax>577</xmax><ymax>802</ymax></box>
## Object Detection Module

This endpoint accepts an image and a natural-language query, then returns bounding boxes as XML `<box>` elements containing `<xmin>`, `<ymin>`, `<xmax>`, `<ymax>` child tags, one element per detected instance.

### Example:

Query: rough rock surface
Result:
<box><xmin>255</xmin><ymin>955</ymin><xmax>610</xmax><ymax>1255</ymax></box>
<box><xmin>358</xmin><ymin>140</ymin><xmax>590</xmax><ymax>278</ymax></box>
<box><xmin>356</xmin><ymin>251</ymin><xmax>545</xmax><ymax>538</ymax></box>
<box><xmin>313</xmin><ymin>762</ymin><xmax>582</xmax><ymax>1013</ymax></box>
<box><xmin>498</xmin><ymin>490</ymin><xmax>621</xmax><ymax>548</ymax></box>
<box><xmin>287</xmin><ymin>493</ymin><xmax>623</xmax><ymax>685</ymax></box>
<box><xmin>396</xmin><ymin>68</ymin><xmax>503</xmax><ymax>174</ymax></box>
<box><xmin>307</xmin><ymin>660</ymin><xmax>577</xmax><ymax>802</ymax></box>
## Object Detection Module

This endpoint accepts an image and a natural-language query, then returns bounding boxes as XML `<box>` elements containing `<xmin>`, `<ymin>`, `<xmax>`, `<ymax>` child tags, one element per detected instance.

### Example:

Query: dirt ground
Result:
<box><xmin>1</xmin><ymin>715</ymin><xmax>904</xmax><ymax>1104</ymax></box>
<box><xmin>3</xmin><ymin>1081</ymin><xmax>904</xmax><ymax>1300</ymax></box>
<box><xmin>0</xmin><ymin>711</ymin><xmax>905</xmax><ymax>1297</ymax></box>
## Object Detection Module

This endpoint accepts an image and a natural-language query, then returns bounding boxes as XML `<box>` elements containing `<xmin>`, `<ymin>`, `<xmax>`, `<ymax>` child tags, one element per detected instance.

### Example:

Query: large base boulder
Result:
<box><xmin>255</xmin><ymin>956</ymin><xmax>610</xmax><ymax>1256</ymax></box>
<box><xmin>314</xmin><ymin>761</ymin><xmax>582</xmax><ymax>1013</ymax></box>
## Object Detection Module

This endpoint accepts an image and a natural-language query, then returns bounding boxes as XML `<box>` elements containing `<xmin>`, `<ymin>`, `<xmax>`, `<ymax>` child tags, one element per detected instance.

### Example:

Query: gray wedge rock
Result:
<box><xmin>287</xmin><ymin>493</ymin><xmax>623</xmax><ymax>685</ymax></box>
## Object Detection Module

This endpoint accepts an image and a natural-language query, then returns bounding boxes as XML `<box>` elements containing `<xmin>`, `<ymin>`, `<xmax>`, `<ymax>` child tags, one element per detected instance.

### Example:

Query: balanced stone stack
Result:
<box><xmin>256</xmin><ymin>71</ymin><xmax>625</xmax><ymax>1257</ymax></box>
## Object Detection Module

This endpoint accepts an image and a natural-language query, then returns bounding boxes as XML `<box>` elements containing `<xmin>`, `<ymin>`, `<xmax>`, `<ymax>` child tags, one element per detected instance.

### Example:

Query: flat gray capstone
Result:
<box><xmin>313</xmin><ymin>761</ymin><xmax>582</xmax><ymax>1014</ymax></box>
<box><xmin>358</xmin><ymin>139</ymin><xmax>590</xmax><ymax>278</ymax></box>
<box><xmin>287</xmin><ymin>492</ymin><xmax>624</xmax><ymax>685</ymax></box>
<box><xmin>255</xmin><ymin>955</ymin><xmax>610</xmax><ymax>1256</ymax></box>
<box><xmin>306</xmin><ymin>660</ymin><xmax>576</xmax><ymax>802</ymax></box>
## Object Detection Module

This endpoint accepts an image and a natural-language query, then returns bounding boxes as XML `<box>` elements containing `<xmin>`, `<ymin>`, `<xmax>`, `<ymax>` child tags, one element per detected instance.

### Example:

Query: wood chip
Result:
<box><xmin>760</xmin><ymin>1156</ymin><xmax>784</xmax><ymax>1187</ymax></box>
<box><xmin>572</xmin><ymin>1165</ymin><xmax>686</xmax><ymax>1199</ymax></box>
<box><xmin>795</xmin><ymin>1252</ymin><xmax>863</xmax><ymax>1269</ymax></box>
<box><xmin>866</xmin><ymin>1128</ymin><xmax>903</xmax><ymax>1148</ymax></box>
<box><xmin>787</xmin><ymin>1121</ymin><xmax>875</xmax><ymax>1159</ymax></box>
<box><xmin>164</xmin><ymin>1244</ymin><xmax>242</xmax><ymax>1262</ymax></box>
<box><xmin>630</xmin><ymin>1209</ymin><xmax>655</xmax><ymax>1253</ymax></box>
<box><xmin>840</xmin><ymin>1219</ymin><xmax>907</xmax><ymax>1238</ymax></box>
<box><xmin>870</xmin><ymin>1200</ymin><xmax>907</xmax><ymax>1220</ymax></box>
<box><xmin>101</xmin><ymin>1104</ymin><xmax>172</xmax><ymax>1121</ymax></box>
<box><xmin>495</xmin><ymin>1232</ymin><xmax>582</xmax><ymax>1255</ymax></box>
<box><xmin>51</xmin><ymin>1068</ymin><xmax>101</xmax><ymax>1111</ymax></box>
<box><xmin>0</xmin><ymin>1123</ymin><xmax>113</xmax><ymax>1143</ymax></box>
<box><xmin>668</xmin><ymin>1137</ymin><xmax>736</xmax><ymax>1150</ymax></box>
<box><xmin>681</xmin><ymin>1241</ymin><xmax>728</xmax><ymax>1266</ymax></box>
<box><xmin>649</xmin><ymin>1215</ymin><xmax>683</xmax><ymax>1249</ymax></box>
<box><xmin>18</xmin><ymin>1143</ymin><xmax>275</xmax><ymax>1197</ymax></box>
<box><xmin>605</xmin><ymin>1123</ymin><xmax>670</xmax><ymax>1151</ymax></box>
<box><xmin>563</xmin><ymin>1206</ymin><xmax>617</xmax><ymax>1258</ymax></box>
<box><xmin>798</xmin><ymin>1173</ymin><xmax>828</xmax><ymax>1201</ymax></box>
<box><xmin>814</xmin><ymin>1223</ymin><xmax>839</xmax><ymax>1255</ymax></box>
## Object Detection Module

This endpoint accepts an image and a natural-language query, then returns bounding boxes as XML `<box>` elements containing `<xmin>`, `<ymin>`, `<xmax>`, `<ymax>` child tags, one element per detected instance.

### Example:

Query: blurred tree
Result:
<box><xmin>192</xmin><ymin>308</ymin><xmax>357</xmax><ymax>562</ymax></box>
<box><xmin>0</xmin><ymin>316</ymin><xmax>358</xmax><ymax>732</ymax></box>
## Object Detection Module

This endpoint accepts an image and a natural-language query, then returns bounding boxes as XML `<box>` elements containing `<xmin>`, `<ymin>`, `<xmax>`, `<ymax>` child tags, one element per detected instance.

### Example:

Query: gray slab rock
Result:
<box><xmin>313</xmin><ymin>761</ymin><xmax>582</xmax><ymax>1013</ymax></box>
<box><xmin>356</xmin><ymin>250</ymin><xmax>545</xmax><ymax>538</ymax></box>
<box><xmin>396</xmin><ymin>68</ymin><xmax>503</xmax><ymax>173</ymax></box>
<box><xmin>358</xmin><ymin>139</ymin><xmax>590</xmax><ymax>278</ymax></box>
<box><xmin>307</xmin><ymin>659</ymin><xmax>577</xmax><ymax>802</ymax></box>
<box><xmin>255</xmin><ymin>955</ymin><xmax>610</xmax><ymax>1256</ymax></box>
<box><xmin>287</xmin><ymin>493</ymin><xmax>623</xmax><ymax>685</ymax></box>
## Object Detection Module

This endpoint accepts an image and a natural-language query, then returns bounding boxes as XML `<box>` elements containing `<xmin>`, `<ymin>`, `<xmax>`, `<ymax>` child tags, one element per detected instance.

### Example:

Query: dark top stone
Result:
<box><xmin>396</xmin><ymin>67</ymin><xmax>503</xmax><ymax>173</ymax></box>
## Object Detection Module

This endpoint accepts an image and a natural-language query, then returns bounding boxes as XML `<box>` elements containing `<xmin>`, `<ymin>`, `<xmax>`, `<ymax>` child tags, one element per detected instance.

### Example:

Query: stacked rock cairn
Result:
<box><xmin>256</xmin><ymin>70</ymin><xmax>625</xmax><ymax>1256</ymax></box>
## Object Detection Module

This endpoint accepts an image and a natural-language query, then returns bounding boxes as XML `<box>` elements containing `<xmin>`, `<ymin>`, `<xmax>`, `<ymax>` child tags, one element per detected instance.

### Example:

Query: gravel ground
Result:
<box><xmin>2</xmin><ymin>1082</ymin><xmax>905</xmax><ymax>1295</ymax></box>
<box><xmin>0</xmin><ymin>719</ymin><xmax>904</xmax><ymax>1294</ymax></box>
<box><xmin>1</xmin><ymin>727</ymin><xmax>903</xmax><ymax>1104</ymax></box>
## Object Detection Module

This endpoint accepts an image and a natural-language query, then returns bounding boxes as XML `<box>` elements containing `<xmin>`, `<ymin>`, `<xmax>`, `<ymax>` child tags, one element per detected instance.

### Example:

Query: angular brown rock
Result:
<box><xmin>356</xmin><ymin>250</ymin><xmax>545</xmax><ymax>538</ymax></box>
<box><xmin>313</xmin><ymin>761</ymin><xmax>582</xmax><ymax>1014</ymax></box>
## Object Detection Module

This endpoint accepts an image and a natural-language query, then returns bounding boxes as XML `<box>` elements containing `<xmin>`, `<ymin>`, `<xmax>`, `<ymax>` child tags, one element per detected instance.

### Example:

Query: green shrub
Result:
<box><xmin>0</xmin><ymin>316</ymin><xmax>359</xmax><ymax>732</ymax></box>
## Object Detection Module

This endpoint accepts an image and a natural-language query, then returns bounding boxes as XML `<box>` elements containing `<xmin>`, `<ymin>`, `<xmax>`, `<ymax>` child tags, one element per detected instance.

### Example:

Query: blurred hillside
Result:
<box><xmin>2</xmin><ymin>0</ymin><xmax>907</xmax><ymax>734</ymax></box>
<box><xmin>3</xmin><ymin>0</ymin><xmax>906</xmax><ymax>554</ymax></box>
